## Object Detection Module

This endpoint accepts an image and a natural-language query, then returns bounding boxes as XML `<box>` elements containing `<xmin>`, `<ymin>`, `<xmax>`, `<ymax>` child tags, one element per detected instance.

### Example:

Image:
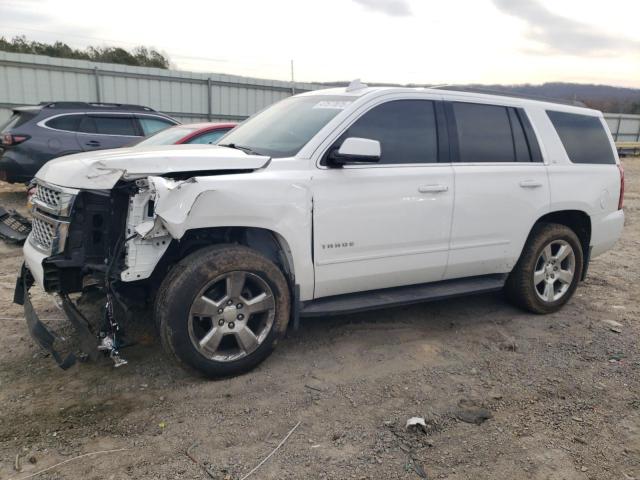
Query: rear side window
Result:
<box><xmin>451</xmin><ymin>102</ymin><xmax>538</xmax><ymax>163</ymax></box>
<box><xmin>80</xmin><ymin>116</ymin><xmax>137</xmax><ymax>136</ymax></box>
<box><xmin>335</xmin><ymin>100</ymin><xmax>438</xmax><ymax>164</ymax></box>
<box><xmin>138</xmin><ymin>117</ymin><xmax>174</xmax><ymax>135</ymax></box>
<box><xmin>46</xmin><ymin>115</ymin><xmax>82</xmax><ymax>132</ymax></box>
<box><xmin>547</xmin><ymin>111</ymin><xmax>616</xmax><ymax>164</ymax></box>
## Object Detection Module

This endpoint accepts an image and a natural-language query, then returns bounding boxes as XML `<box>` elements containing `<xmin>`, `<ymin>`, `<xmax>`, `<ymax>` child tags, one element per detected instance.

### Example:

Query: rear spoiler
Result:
<box><xmin>12</xmin><ymin>106</ymin><xmax>42</xmax><ymax>113</ymax></box>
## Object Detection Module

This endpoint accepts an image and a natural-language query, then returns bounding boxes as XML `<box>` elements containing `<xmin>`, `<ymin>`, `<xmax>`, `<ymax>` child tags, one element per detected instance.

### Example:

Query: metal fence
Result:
<box><xmin>0</xmin><ymin>51</ymin><xmax>325</xmax><ymax>125</ymax></box>
<box><xmin>604</xmin><ymin>113</ymin><xmax>640</xmax><ymax>144</ymax></box>
<box><xmin>4</xmin><ymin>52</ymin><xmax>639</xmax><ymax>147</ymax></box>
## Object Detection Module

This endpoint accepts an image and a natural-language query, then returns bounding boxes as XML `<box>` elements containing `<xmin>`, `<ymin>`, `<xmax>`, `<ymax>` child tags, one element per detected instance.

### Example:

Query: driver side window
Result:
<box><xmin>332</xmin><ymin>100</ymin><xmax>438</xmax><ymax>165</ymax></box>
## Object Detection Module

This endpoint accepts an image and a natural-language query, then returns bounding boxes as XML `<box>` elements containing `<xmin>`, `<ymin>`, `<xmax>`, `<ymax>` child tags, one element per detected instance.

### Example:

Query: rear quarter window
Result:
<box><xmin>547</xmin><ymin>111</ymin><xmax>616</xmax><ymax>164</ymax></box>
<box><xmin>46</xmin><ymin>114</ymin><xmax>82</xmax><ymax>132</ymax></box>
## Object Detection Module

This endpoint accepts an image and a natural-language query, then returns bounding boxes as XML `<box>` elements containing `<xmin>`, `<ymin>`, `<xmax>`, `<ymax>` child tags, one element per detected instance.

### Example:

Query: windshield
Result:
<box><xmin>135</xmin><ymin>126</ymin><xmax>200</xmax><ymax>146</ymax></box>
<box><xmin>219</xmin><ymin>95</ymin><xmax>355</xmax><ymax>158</ymax></box>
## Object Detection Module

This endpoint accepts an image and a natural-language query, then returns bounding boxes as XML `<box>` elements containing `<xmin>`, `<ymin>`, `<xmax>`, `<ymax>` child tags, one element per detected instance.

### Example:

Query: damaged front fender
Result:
<box><xmin>121</xmin><ymin>168</ymin><xmax>314</xmax><ymax>299</ymax></box>
<box><xmin>120</xmin><ymin>176</ymin><xmax>208</xmax><ymax>282</ymax></box>
<box><xmin>147</xmin><ymin>176</ymin><xmax>209</xmax><ymax>240</ymax></box>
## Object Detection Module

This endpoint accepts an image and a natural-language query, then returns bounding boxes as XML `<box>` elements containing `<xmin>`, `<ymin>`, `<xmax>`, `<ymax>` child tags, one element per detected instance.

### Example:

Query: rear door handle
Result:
<box><xmin>418</xmin><ymin>184</ymin><xmax>448</xmax><ymax>193</ymax></box>
<box><xmin>519</xmin><ymin>180</ymin><xmax>543</xmax><ymax>188</ymax></box>
<box><xmin>86</xmin><ymin>140</ymin><xmax>101</xmax><ymax>147</ymax></box>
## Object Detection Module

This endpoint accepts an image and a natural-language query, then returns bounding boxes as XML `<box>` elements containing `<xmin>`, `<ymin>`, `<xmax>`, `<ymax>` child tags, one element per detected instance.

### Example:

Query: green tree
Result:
<box><xmin>0</xmin><ymin>35</ymin><xmax>170</xmax><ymax>69</ymax></box>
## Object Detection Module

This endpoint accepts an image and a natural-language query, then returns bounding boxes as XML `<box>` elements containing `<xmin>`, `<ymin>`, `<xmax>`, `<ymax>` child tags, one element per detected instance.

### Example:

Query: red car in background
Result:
<box><xmin>134</xmin><ymin>122</ymin><xmax>237</xmax><ymax>146</ymax></box>
<box><xmin>27</xmin><ymin>122</ymin><xmax>237</xmax><ymax>208</ymax></box>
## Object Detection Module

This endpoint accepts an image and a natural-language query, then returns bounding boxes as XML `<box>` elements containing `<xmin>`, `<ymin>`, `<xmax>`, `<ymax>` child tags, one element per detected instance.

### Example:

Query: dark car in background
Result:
<box><xmin>0</xmin><ymin>102</ymin><xmax>178</xmax><ymax>183</ymax></box>
<box><xmin>133</xmin><ymin>122</ymin><xmax>237</xmax><ymax>147</ymax></box>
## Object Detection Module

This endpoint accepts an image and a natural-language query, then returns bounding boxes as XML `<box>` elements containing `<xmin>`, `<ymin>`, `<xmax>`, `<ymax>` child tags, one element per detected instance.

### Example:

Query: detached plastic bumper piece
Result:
<box><xmin>0</xmin><ymin>207</ymin><xmax>31</xmax><ymax>244</ymax></box>
<box><xmin>15</xmin><ymin>263</ymin><xmax>99</xmax><ymax>370</ymax></box>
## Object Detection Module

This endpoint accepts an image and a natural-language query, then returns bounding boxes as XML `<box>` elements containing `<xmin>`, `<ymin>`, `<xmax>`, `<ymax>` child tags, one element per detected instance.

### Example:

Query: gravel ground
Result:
<box><xmin>0</xmin><ymin>159</ymin><xmax>638</xmax><ymax>480</ymax></box>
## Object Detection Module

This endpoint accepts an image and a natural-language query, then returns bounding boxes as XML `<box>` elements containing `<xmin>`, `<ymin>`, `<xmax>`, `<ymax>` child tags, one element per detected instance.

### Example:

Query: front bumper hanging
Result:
<box><xmin>14</xmin><ymin>263</ymin><xmax>100</xmax><ymax>370</ymax></box>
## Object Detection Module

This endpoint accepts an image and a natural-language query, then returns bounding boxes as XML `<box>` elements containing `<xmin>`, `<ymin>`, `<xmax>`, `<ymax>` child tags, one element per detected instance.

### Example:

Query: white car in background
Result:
<box><xmin>16</xmin><ymin>81</ymin><xmax>624</xmax><ymax>378</ymax></box>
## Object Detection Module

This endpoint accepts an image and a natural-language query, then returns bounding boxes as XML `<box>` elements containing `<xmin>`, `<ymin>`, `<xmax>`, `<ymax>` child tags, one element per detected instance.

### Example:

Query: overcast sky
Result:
<box><xmin>1</xmin><ymin>0</ymin><xmax>639</xmax><ymax>87</ymax></box>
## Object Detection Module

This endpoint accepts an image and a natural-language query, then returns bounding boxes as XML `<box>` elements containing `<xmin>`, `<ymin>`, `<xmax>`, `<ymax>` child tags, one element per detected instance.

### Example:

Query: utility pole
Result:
<box><xmin>290</xmin><ymin>59</ymin><xmax>295</xmax><ymax>95</ymax></box>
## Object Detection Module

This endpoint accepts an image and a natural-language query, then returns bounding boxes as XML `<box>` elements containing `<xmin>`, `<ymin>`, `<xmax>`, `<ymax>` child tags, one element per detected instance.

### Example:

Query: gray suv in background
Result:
<box><xmin>0</xmin><ymin>102</ymin><xmax>179</xmax><ymax>183</ymax></box>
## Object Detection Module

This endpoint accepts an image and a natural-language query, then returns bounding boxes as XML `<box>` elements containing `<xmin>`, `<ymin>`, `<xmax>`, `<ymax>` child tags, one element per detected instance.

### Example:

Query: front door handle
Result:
<box><xmin>519</xmin><ymin>180</ymin><xmax>543</xmax><ymax>188</ymax></box>
<box><xmin>86</xmin><ymin>140</ymin><xmax>101</xmax><ymax>147</ymax></box>
<box><xmin>418</xmin><ymin>184</ymin><xmax>448</xmax><ymax>193</ymax></box>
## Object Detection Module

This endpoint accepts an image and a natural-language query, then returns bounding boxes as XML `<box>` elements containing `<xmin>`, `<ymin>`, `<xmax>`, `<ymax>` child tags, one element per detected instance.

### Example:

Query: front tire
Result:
<box><xmin>505</xmin><ymin>223</ymin><xmax>584</xmax><ymax>314</ymax></box>
<box><xmin>155</xmin><ymin>245</ymin><xmax>290</xmax><ymax>378</ymax></box>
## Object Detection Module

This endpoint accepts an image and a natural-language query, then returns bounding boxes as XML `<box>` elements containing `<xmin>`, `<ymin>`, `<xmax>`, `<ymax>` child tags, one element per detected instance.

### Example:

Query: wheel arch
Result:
<box><xmin>527</xmin><ymin>209</ymin><xmax>592</xmax><ymax>279</ymax></box>
<box><xmin>173</xmin><ymin>226</ymin><xmax>296</xmax><ymax>284</ymax></box>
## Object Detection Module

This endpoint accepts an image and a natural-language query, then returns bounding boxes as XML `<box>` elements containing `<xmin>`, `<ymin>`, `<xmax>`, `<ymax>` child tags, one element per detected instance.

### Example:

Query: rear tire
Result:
<box><xmin>155</xmin><ymin>245</ymin><xmax>290</xmax><ymax>378</ymax></box>
<box><xmin>505</xmin><ymin>223</ymin><xmax>583</xmax><ymax>314</ymax></box>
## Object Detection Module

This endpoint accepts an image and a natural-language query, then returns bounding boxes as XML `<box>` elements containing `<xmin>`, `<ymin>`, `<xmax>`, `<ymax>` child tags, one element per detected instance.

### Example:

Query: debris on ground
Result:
<box><xmin>185</xmin><ymin>443</ymin><xmax>216</xmax><ymax>479</ymax></box>
<box><xmin>602</xmin><ymin>319</ymin><xmax>623</xmax><ymax>333</ymax></box>
<box><xmin>405</xmin><ymin>457</ymin><xmax>429</xmax><ymax>478</ymax></box>
<box><xmin>406</xmin><ymin>417</ymin><xmax>428</xmax><ymax>432</ymax></box>
<box><xmin>455</xmin><ymin>399</ymin><xmax>493</xmax><ymax>425</ymax></box>
<box><xmin>0</xmin><ymin>206</ymin><xmax>31</xmax><ymax>243</ymax></box>
<box><xmin>239</xmin><ymin>421</ymin><xmax>301</xmax><ymax>480</ymax></box>
<box><xmin>455</xmin><ymin>407</ymin><xmax>493</xmax><ymax>425</ymax></box>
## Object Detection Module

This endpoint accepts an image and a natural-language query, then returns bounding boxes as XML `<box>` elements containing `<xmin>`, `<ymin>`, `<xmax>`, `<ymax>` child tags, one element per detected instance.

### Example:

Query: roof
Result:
<box><xmin>41</xmin><ymin>102</ymin><xmax>156</xmax><ymax>112</ymax></box>
<box><xmin>177</xmin><ymin>122</ymin><xmax>237</xmax><ymax>130</ymax></box>
<box><xmin>14</xmin><ymin>102</ymin><xmax>157</xmax><ymax>112</ymax></box>
<box><xmin>301</xmin><ymin>84</ymin><xmax>601</xmax><ymax>115</ymax></box>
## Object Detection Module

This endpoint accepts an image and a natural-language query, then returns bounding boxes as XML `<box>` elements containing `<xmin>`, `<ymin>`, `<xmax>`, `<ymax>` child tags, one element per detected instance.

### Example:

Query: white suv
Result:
<box><xmin>16</xmin><ymin>83</ymin><xmax>625</xmax><ymax>377</ymax></box>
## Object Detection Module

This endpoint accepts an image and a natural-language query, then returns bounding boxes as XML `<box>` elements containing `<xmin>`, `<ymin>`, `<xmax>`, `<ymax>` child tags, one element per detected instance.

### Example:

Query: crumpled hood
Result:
<box><xmin>36</xmin><ymin>144</ymin><xmax>271</xmax><ymax>189</ymax></box>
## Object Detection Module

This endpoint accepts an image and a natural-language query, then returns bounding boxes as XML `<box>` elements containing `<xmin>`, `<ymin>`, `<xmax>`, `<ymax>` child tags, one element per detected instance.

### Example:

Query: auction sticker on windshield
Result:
<box><xmin>312</xmin><ymin>100</ymin><xmax>353</xmax><ymax>109</ymax></box>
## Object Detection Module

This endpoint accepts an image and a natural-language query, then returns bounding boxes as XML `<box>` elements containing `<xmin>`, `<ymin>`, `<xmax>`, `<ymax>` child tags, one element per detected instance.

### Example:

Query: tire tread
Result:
<box><xmin>505</xmin><ymin>223</ymin><xmax>583</xmax><ymax>314</ymax></box>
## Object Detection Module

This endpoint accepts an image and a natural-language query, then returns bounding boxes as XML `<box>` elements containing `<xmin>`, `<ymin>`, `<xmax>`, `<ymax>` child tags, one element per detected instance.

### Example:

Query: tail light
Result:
<box><xmin>618</xmin><ymin>163</ymin><xmax>624</xmax><ymax>210</ymax></box>
<box><xmin>1</xmin><ymin>134</ymin><xmax>30</xmax><ymax>146</ymax></box>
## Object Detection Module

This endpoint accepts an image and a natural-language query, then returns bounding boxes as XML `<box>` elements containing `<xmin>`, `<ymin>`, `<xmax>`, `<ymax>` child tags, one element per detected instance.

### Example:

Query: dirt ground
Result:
<box><xmin>0</xmin><ymin>160</ymin><xmax>638</xmax><ymax>480</ymax></box>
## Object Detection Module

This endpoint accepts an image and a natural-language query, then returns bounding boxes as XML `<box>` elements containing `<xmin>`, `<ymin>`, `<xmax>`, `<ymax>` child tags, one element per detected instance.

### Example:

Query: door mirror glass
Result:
<box><xmin>329</xmin><ymin>137</ymin><xmax>381</xmax><ymax>167</ymax></box>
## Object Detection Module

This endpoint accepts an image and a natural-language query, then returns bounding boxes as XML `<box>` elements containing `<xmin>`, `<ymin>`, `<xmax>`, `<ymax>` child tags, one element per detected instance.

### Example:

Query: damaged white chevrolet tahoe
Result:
<box><xmin>15</xmin><ymin>83</ymin><xmax>625</xmax><ymax>377</ymax></box>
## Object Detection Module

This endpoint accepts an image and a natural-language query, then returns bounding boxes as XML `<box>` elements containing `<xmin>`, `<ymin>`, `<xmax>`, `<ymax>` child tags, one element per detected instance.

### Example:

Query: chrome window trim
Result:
<box><xmin>37</xmin><ymin>112</ymin><xmax>177</xmax><ymax>137</ymax></box>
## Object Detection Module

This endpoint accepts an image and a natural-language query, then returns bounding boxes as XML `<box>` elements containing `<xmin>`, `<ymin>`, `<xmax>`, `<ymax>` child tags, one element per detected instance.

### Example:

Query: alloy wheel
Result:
<box><xmin>188</xmin><ymin>271</ymin><xmax>276</xmax><ymax>362</ymax></box>
<box><xmin>533</xmin><ymin>240</ymin><xmax>576</xmax><ymax>303</ymax></box>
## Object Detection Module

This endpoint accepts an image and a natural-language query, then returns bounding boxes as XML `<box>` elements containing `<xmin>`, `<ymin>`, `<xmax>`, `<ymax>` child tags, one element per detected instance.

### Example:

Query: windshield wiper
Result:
<box><xmin>219</xmin><ymin>143</ymin><xmax>261</xmax><ymax>155</ymax></box>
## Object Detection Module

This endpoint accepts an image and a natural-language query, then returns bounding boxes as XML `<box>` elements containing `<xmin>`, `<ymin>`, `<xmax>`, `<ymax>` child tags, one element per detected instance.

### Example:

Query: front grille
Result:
<box><xmin>30</xmin><ymin>215</ymin><xmax>56</xmax><ymax>251</ymax></box>
<box><xmin>34</xmin><ymin>184</ymin><xmax>62</xmax><ymax>210</ymax></box>
<box><xmin>28</xmin><ymin>181</ymin><xmax>76</xmax><ymax>255</ymax></box>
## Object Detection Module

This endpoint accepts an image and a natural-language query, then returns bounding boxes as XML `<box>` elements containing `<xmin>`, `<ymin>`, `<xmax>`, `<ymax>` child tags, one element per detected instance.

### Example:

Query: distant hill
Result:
<box><xmin>459</xmin><ymin>83</ymin><xmax>640</xmax><ymax>114</ymax></box>
<box><xmin>318</xmin><ymin>81</ymin><xmax>640</xmax><ymax>114</ymax></box>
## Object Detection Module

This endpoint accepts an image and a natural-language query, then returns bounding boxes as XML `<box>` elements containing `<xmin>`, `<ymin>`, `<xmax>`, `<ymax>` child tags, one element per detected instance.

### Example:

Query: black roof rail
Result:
<box><xmin>431</xmin><ymin>85</ymin><xmax>587</xmax><ymax>108</ymax></box>
<box><xmin>39</xmin><ymin>101</ymin><xmax>156</xmax><ymax>112</ymax></box>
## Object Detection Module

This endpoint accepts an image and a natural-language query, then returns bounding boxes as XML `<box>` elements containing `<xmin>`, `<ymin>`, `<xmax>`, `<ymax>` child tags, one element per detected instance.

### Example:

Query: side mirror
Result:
<box><xmin>328</xmin><ymin>137</ymin><xmax>381</xmax><ymax>167</ymax></box>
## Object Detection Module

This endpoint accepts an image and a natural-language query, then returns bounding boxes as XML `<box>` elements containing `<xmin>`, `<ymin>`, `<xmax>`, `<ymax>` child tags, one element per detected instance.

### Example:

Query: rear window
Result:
<box><xmin>79</xmin><ymin>116</ymin><xmax>137</xmax><ymax>136</ymax></box>
<box><xmin>452</xmin><ymin>102</ymin><xmax>538</xmax><ymax>163</ymax></box>
<box><xmin>547</xmin><ymin>111</ymin><xmax>616</xmax><ymax>164</ymax></box>
<box><xmin>1</xmin><ymin>111</ymin><xmax>36</xmax><ymax>133</ymax></box>
<box><xmin>453</xmin><ymin>103</ymin><xmax>513</xmax><ymax>162</ymax></box>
